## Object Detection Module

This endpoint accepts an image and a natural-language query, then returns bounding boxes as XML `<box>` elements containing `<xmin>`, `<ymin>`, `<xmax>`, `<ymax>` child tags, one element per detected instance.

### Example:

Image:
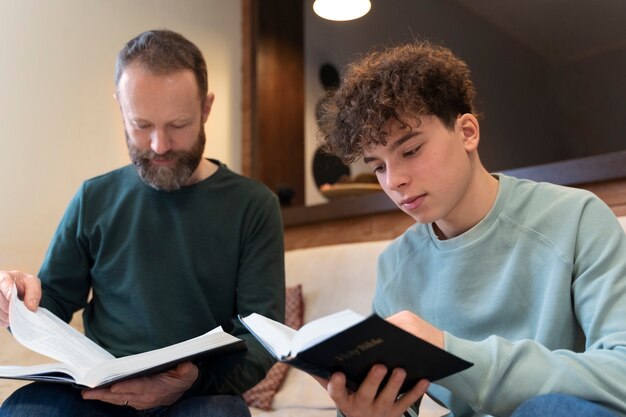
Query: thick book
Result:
<box><xmin>240</xmin><ymin>309</ymin><xmax>472</xmax><ymax>393</ymax></box>
<box><xmin>0</xmin><ymin>284</ymin><xmax>245</xmax><ymax>388</ymax></box>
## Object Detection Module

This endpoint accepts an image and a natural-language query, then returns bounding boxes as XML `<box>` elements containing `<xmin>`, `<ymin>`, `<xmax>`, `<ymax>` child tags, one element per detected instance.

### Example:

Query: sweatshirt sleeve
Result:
<box><xmin>438</xmin><ymin>198</ymin><xmax>626</xmax><ymax>417</ymax></box>
<box><xmin>39</xmin><ymin>184</ymin><xmax>92</xmax><ymax>322</ymax></box>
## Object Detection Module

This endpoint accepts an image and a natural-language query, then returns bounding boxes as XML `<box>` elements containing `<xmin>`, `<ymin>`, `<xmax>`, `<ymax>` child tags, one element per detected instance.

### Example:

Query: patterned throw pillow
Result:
<box><xmin>243</xmin><ymin>284</ymin><xmax>304</xmax><ymax>410</ymax></box>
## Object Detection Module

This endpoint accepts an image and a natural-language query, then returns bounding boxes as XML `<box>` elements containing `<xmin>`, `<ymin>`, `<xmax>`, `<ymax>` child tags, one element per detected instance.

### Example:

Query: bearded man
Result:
<box><xmin>0</xmin><ymin>29</ymin><xmax>285</xmax><ymax>417</ymax></box>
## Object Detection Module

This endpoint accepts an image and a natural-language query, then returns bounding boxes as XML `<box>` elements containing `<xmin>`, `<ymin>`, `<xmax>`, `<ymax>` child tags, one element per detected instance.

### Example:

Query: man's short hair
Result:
<box><xmin>319</xmin><ymin>40</ymin><xmax>477</xmax><ymax>163</ymax></box>
<box><xmin>114</xmin><ymin>29</ymin><xmax>208</xmax><ymax>104</ymax></box>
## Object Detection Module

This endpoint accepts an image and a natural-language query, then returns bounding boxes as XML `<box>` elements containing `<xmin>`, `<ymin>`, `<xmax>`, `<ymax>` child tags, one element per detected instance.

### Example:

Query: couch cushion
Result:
<box><xmin>285</xmin><ymin>240</ymin><xmax>391</xmax><ymax>321</ymax></box>
<box><xmin>271</xmin><ymin>368</ymin><xmax>335</xmax><ymax>411</ymax></box>
<box><xmin>266</xmin><ymin>241</ymin><xmax>389</xmax><ymax>411</ymax></box>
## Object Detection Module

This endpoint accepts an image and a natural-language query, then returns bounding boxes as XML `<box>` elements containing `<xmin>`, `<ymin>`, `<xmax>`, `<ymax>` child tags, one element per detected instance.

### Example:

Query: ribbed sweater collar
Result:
<box><xmin>427</xmin><ymin>174</ymin><xmax>509</xmax><ymax>250</ymax></box>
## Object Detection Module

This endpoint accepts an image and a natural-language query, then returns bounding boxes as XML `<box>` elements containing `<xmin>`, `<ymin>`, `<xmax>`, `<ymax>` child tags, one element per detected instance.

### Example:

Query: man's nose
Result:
<box><xmin>150</xmin><ymin>129</ymin><xmax>171</xmax><ymax>155</ymax></box>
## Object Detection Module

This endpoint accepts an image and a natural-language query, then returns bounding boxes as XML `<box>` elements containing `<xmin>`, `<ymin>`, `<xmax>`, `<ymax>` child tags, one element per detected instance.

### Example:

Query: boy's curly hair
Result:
<box><xmin>319</xmin><ymin>41</ymin><xmax>477</xmax><ymax>163</ymax></box>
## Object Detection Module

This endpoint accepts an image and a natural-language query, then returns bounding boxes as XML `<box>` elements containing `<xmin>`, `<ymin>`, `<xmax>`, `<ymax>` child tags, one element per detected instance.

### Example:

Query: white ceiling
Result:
<box><xmin>451</xmin><ymin>0</ymin><xmax>626</xmax><ymax>63</ymax></box>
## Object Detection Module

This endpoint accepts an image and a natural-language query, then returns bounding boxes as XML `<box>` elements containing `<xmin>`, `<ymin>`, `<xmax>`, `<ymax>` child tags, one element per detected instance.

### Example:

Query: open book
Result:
<box><xmin>240</xmin><ymin>309</ymin><xmax>472</xmax><ymax>393</ymax></box>
<box><xmin>0</xmin><ymin>284</ymin><xmax>245</xmax><ymax>388</ymax></box>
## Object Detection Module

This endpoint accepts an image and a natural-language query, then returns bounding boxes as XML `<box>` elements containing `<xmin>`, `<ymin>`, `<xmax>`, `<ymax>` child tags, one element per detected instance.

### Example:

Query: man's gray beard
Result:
<box><xmin>126</xmin><ymin>129</ymin><xmax>206</xmax><ymax>191</ymax></box>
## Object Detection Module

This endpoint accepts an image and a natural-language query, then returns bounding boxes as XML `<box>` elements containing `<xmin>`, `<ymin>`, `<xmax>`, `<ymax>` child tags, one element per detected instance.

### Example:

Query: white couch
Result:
<box><xmin>3</xmin><ymin>216</ymin><xmax>626</xmax><ymax>416</ymax></box>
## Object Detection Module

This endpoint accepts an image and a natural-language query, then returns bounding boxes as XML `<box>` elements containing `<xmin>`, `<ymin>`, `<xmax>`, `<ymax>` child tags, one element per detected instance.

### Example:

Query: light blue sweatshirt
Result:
<box><xmin>373</xmin><ymin>174</ymin><xmax>626</xmax><ymax>417</ymax></box>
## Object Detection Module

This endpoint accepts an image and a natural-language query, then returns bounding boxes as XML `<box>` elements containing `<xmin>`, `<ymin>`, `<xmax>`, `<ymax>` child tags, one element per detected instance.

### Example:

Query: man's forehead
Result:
<box><xmin>118</xmin><ymin>63</ymin><xmax>198</xmax><ymax>90</ymax></box>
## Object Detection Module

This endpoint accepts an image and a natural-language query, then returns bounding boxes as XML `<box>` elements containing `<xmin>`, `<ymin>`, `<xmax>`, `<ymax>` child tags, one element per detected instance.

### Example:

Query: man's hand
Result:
<box><xmin>82</xmin><ymin>361</ymin><xmax>198</xmax><ymax>409</ymax></box>
<box><xmin>0</xmin><ymin>270</ymin><xmax>42</xmax><ymax>327</ymax></box>
<box><xmin>320</xmin><ymin>365</ymin><xmax>429</xmax><ymax>417</ymax></box>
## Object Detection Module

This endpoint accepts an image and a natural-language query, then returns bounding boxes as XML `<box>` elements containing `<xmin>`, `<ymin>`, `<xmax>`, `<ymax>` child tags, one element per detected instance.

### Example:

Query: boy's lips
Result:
<box><xmin>400</xmin><ymin>194</ymin><xmax>426</xmax><ymax>210</ymax></box>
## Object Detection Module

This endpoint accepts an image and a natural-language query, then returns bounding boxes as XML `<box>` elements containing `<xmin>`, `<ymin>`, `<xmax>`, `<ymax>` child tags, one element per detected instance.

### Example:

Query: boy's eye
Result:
<box><xmin>403</xmin><ymin>146</ymin><xmax>421</xmax><ymax>157</ymax></box>
<box><xmin>372</xmin><ymin>164</ymin><xmax>385</xmax><ymax>174</ymax></box>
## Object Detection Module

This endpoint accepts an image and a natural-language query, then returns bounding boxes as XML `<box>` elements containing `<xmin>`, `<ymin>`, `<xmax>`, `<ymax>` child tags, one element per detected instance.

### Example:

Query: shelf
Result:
<box><xmin>282</xmin><ymin>150</ymin><xmax>626</xmax><ymax>228</ymax></box>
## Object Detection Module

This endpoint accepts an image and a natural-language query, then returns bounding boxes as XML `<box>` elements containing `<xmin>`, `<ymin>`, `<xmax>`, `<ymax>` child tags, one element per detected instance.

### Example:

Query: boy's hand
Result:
<box><xmin>312</xmin><ymin>310</ymin><xmax>442</xmax><ymax>417</ymax></box>
<box><xmin>0</xmin><ymin>270</ymin><xmax>42</xmax><ymax>327</ymax></box>
<box><xmin>323</xmin><ymin>365</ymin><xmax>429</xmax><ymax>417</ymax></box>
<box><xmin>386</xmin><ymin>310</ymin><xmax>444</xmax><ymax>349</ymax></box>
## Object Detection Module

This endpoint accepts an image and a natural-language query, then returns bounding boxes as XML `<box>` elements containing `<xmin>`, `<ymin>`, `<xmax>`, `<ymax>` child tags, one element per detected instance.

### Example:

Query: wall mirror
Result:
<box><xmin>244</xmin><ymin>0</ymin><xmax>626</xmax><ymax>208</ymax></box>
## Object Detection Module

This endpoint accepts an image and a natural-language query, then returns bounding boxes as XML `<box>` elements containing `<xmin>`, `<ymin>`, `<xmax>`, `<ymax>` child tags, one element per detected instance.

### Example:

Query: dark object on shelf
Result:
<box><xmin>312</xmin><ymin>147</ymin><xmax>351</xmax><ymax>188</ymax></box>
<box><xmin>319</xmin><ymin>63</ymin><xmax>340</xmax><ymax>90</ymax></box>
<box><xmin>277</xmin><ymin>186</ymin><xmax>296</xmax><ymax>207</ymax></box>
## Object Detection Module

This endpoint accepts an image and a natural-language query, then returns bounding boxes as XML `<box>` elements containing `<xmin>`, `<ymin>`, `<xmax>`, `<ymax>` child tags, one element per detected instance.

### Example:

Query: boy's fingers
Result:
<box><xmin>374</xmin><ymin>367</ymin><xmax>407</xmax><ymax>405</ymax></box>
<box><xmin>353</xmin><ymin>364</ymin><xmax>388</xmax><ymax>404</ymax></box>
<box><xmin>326</xmin><ymin>372</ymin><xmax>348</xmax><ymax>402</ymax></box>
<box><xmin>393</xmin><ymin>379</ymin><xmax>430</xmax><ymax>415</ymax></box>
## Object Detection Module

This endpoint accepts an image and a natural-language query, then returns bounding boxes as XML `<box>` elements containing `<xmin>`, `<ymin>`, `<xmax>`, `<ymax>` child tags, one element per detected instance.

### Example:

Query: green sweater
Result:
<box><xmin>374</xmin><ymin>174</ymin><xmax>626</xmax><ymax>417</ymax></box>
<box><xmin>38</xmin><ymin>160</ymin><xmax>285</xmax><ymax>396</ymax></box>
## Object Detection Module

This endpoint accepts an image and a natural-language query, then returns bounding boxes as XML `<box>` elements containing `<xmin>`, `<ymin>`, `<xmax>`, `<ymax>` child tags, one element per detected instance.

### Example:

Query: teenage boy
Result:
<box><xmin>317</xmin><ymin>41</ymin><xmax>626</xmax><ymax>417</ymax></box>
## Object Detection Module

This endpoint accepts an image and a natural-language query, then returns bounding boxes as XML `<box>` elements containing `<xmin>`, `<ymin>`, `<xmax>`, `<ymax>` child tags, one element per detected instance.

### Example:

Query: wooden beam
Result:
<box><xmin>241</xmin><ymin>0</ymin><xmax>305</xmax><ymax>206</ymax></box>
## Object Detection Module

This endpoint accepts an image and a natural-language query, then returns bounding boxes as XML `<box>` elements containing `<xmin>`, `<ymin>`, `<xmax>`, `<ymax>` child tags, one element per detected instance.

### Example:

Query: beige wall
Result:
<box><xmin>0</xmin><ymin>0</ymin><xmax>242</xmax><ymax>272</ymax></box>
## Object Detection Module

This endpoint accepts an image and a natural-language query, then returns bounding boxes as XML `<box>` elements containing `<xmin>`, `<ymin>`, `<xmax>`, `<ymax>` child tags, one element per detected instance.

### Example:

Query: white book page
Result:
<box><xmin>0</xmin><ymin>362</ymin><xmax>79</xmax><ymax>383</ymax></box>
<box><xmin>290</xmin><ymin>309</ymin><xmax>364</xmax><ymax>355</ymax></box>
<box><xmin>242</xmin><ymin>310</ymin><xmax>365</xmax><ymax>359</ymax></box>
<box><xmin>241</xmin><ymin>313</ymin><xmax>297</xmax><ymax>358</ymax></box>
<box><xmin>9</xmin><ymin>284</ymin><xmax>114</xmax><ymax>370</ymax></box>
<box><xmin>83</xmin><ymin>326</ymin><xmax>239</xmax><ymax>387</ymax></box>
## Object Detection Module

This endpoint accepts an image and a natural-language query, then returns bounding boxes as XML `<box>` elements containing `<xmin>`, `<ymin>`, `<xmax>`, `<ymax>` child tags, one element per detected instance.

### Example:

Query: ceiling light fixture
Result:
<box><xmin>313</xmin><ymin>0</ymin><xmax>372</xmax><ymax>22</ymax></box>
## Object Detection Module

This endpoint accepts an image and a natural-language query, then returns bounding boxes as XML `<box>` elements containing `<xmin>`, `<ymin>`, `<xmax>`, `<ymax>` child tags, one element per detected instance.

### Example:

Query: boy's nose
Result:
<box><xmin>386</xmin><ymin>167</ymin><xmax>409</xmax><ymax>191</ymax></box>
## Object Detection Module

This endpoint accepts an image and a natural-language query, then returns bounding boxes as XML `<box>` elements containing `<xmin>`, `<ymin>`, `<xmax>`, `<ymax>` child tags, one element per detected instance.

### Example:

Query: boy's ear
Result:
<box><xmin>458</xmin><ymin>113</ymin><xmax>480</xmax><ymax>152</ymax></box>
